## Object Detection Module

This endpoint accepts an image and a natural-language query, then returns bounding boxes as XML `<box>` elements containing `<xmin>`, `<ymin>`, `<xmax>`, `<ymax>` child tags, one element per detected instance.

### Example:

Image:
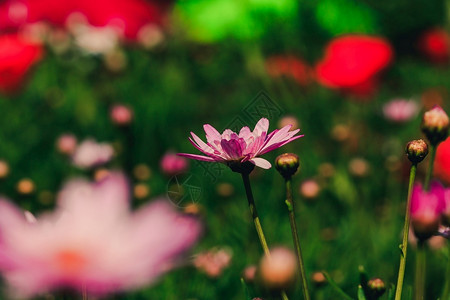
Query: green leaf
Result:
<box><xmin>322</xmin><ymin>272</ymin><xmax>354</xmax><ymax>300</ymax></box>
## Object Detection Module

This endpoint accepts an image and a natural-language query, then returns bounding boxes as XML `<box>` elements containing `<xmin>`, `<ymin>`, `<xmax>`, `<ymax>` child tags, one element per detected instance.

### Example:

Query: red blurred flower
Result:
<box><xmin>265</xmin><ymin>55</ymin><xmax>312</xmax><ymax>86</ymax></box>
<box><xmin>418</xmin><ymin>28</ymin><xmax>450</xmax><ymax>63</ymax></box>
<box><xmin>435</xmin><ymin>137</ymin><xmax>450</xmax><ymax>184</ymax></box>
<box><xmin>315</xmin><ymin>35</ymin><xmax>393</xmax><ymax>96</ymax></box>
<box><xmin>0</xmin><ymin>0</ymin><xmax>164</xmax><ymax>40</ymax></box>
<box><xmin>0</xmin><ymin>33</ymin><xmax>42</xmax><ymax>93</ymax></box>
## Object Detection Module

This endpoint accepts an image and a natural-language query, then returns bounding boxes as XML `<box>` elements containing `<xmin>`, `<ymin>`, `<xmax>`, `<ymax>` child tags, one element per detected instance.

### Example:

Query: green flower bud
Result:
<box><xmin>405</xmin><ymin>139</ymin><xmax>428</xmax><ymax>164</ymax></box>
<box><xmin>275</xmin><ymin>153</ymin><xmax>299</xmax><ymax>179</ymax></box>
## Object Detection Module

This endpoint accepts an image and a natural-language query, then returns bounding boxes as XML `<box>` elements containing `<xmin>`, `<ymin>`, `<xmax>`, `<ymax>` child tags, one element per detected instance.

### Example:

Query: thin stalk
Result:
<box><xmin>241</xmin><ymin>173</ymin><xmax>289</xmax><ymax>300</ymax></box>
<box><xmin>394</xmin><ymin>164</ymin><xmax>417</xmax><ymax>300</ymax></box>
<box><xmin>82</xmin><ymin>285</ymin><xmax>88</xmax><ymax>300</ymax></box>
<box><xmin>441</xmin><ymin>245</ymin><xmax>450</xmax><ymax>299</ymax></box>
<box><xmin>414</xmin><ymin>242</ymin><xmax>426</xmax><ymax>300</ymax></box>
<box><xmin>285</xmin><ymin>178</ymin><xmax>311</xmax><ymax>300</ymax></box>
<box><xmin>423</xmin><ymin>145</ymin><xmax>436</xmax><ymax>192</ymax></box>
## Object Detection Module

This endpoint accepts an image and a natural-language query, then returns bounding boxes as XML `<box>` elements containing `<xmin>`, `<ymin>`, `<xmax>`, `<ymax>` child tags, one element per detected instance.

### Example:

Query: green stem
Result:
<box><xmin>414</xmin><ymin>242</ymin><xmax>426</xmax><ymax>300</ymax></box>
<box><xmin>285</xmin><ymin>178</ymin><xmax>311</xmax><ymax>300</ymax></box>
<box><xmin>241</xmin><ymin>173</ymin><xmax>289</xmax><ymax>300</ymax></box>
<box><xmin>423</xmin><ymin>145</ymin><xmax>436</xmax><ymax>192</ymax></box>
<box><xmin>441</xmin><ymin>245</ymin><xmax>450</xmax><ymax>300</ymax></box>
<box><xmin>394</xmin><ymin>164</ymin><xmax>417</xmax><ymax>300</ymax></box>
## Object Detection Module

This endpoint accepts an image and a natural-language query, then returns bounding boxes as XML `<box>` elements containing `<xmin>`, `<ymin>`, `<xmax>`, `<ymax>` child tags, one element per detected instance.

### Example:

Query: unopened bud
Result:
<box><xmin>421</xmin><ymin>105</ymin><xmax>449</xmax><ymax>145</ymax></box>
<box><xmin>275</xmin><ymin>153</ymin><xmax>299</xmax><ymax>179</ymax></box>
<box><xmin>311</xmin><ymin>271</ymin><xmax>327</xmax><ymax>288</ymax></box>
<box><xmin>259</xmin><ymin>247</ymin><xmax>297</xmax><ymax>290</ymax></box>
<box><xmin>367</xmin><ymin>278</ymin><xmax>386</xmax><ymax>298</ymax></box>
<box><xmin>405</xmin><ymin>139</ymin><xmax>428</xmax><ymax>164</ymax></box>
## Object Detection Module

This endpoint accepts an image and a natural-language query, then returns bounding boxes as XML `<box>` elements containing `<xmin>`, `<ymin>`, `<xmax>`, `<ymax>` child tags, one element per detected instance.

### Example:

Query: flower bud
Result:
<box><xmin>405</xmin><ymin>139</ymin><xmax>428</xmax><ymax>164</ymax></box>
<box><xmin>311</xmin><ymin>271</ymin><xmax>327</xmax><ymax>288</ymax></box>
<box><xmin>421</xmin><ymin>105</ymin><xmax>449</xmax><ymax>145</ymax></box>
<box><xmin>367</xmin><ymin>278</ymin><xmax>386</xmax><ymax>298</ymax></box>
<box><xmin>259</xmin><ymin>247</ymin><xmax>297</xmax><ymax>290</ymax></box>
<box><xmin>0</xmin><ymin>160</ymin><xmax>10</xmax><ymax>179</ymax></box>
<box><xmin>275</xmin><ymin>153</ymin><xmax>299</xmax><ymax>179</ymax></box>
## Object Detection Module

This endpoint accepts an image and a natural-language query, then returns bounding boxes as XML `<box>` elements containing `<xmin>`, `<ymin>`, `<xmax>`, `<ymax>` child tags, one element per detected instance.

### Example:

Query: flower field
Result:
<box><xmin>0</xmin><ymin>0</ymin><xmax>449</xmax><ymax>299</ymax></box>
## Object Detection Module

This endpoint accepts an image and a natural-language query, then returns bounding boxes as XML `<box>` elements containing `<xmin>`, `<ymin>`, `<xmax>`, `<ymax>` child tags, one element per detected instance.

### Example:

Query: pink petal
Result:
<box><xmin>238</xmin><ymin>126</ymin><xmax>251</xmax><ymax>139</ymax></box>
<box><xmin>203</xmin><ymin>124</ymin><xmax>221</xmax><ymax>144</ymax></box>
<box><xmin>190</xmin><ymin>132</ymin><xmax>214</xmax><ymax>154</ymax></box>
<box><xmin>177</xmin><ymin>153</ymin><xmax>218</xmax><ymax>162</ymax></box>
<box><xmin>250</xmin><ymin>157</ymin><xmax>272</xmax><ymax>169</ymax></box>
<box><xmin>253</xmin><ymin>118</ymin><xmax>269</xmax><ymax>136</ymax></box>
<box><xmin>220</xmin><ymin>139</ymin><xmax>243</xmax><ymax>159</ymax></box>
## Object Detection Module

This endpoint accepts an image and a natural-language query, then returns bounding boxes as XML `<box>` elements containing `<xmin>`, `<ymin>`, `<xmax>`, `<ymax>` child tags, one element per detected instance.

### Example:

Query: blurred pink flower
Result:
<box><xmin>178</xmin><ymin>118</ymin><xmax>303</xmax><ymax>170</ymax></box>
<box><xmin>411</xmin><ymin>181</ymin><xmax>446</xmax><ymax>241</ymax></box>
<box><xmin>110</xmin><ymin>104</ymin><xmax>133</xmax><ymax>125</ymax></box>
<box><xmin>56</xmin><ymin>133</ymin><xmax>77</xmax><ymax>155</ymax></box>
<box><xmin>193</xmin><ymin>247</ymin><xmax>232</xmax><ymax>278</ymax></box>
<box><xmin>382</xmin><ymin>99</ymin><xmax>419</xmax><ymax>123</ymax></box>
<box><xmin>0</xmin><ymin>173</ymin><xmax>201</xmax><ymax>298</ymax></box>
<box><xmin>160</xmin><ymin>152</ymin><xmax>189</xmax><ymax>176</ymax></box>
<box><xmin>443</xmin><ymin>188</ymin><xmax>450</xmax><ymax>226</ymax></box>
<box><xmin>72</xmin><ymin>139</ymin><xmax>114</xmax><ymax>169</ymax></box>
<box><xmin>0</xmin><ymin>0</ymin><xmax>165</xmax><ymax>40</ymax></box>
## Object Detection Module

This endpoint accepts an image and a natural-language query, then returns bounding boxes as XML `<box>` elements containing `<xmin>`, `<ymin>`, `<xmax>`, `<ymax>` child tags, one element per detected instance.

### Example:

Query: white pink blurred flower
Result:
<box><xmin>72</xmin><ymin>139</ymin><xmax>114</xmax><ymax>169</ymax></box>
<box><xmin>382</xmin><ymin>99</ymin><xmax>419</xmax><ymax>123</ymax></box>
<box><xmin>0</xmin><ymin>173</ymin><xmax>201</xmax><ymax>298</ymax></box>
<box><xmin>193</xmin><ymin>247</ymin><xmax>232</xmax><ymax>278</ymax></box>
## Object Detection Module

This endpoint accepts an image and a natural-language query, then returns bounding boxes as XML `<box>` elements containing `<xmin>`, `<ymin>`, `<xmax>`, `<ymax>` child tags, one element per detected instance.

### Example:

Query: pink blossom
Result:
<box><xmin>178</xmin><ymin>118</ymin><xmax>303</xmax><ymax>170</ymax></box>
<box><xmin>72</xmin><ymin>139</ymin><xmax>114</xmax><ymax>169</ymax></box>
<box><xmin>382</xmin><ymin>99</ymin><xmax>419</xmax><ymax>123</ymax></box>
<box><xmin>0</xmin><ymin>173</ymin><xmax>201</xmax><ymax>298</ymax></box>
<box><xmin>110</xmin><ymin>104</ymin><xmax>133</xmax><ymax>125</ymax></box>
<box><xmin>443</xmin><ymin>188</ymin><xmax>450</xmax><ymax>226</ymax></box>
<box><xmin>160</xmin><ymin>152</ymin><xmax>189</xmax><ymax>176</ymax></box>
<box><xmin>193</xmin><ymin>247</ymin><xmax>232</xmax><ymax>278</ymax></box>
<box><xmin>411</xmin><ymin>181</ymin><xmax>446</xmax><ymax>240</ymax></box>
<box><xmin>56</xmin><ymin>134</ymin><xmax>77</xmax><ymax>155</ymax></box>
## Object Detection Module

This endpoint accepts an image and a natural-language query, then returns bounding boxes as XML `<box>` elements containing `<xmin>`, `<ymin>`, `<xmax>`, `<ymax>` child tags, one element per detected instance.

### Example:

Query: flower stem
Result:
<box><xmin>241</xmin><ymin>173</ymin><xmax>270</xmax><ymax>256</ymax></box>
<box><xmin>284</xmin><ymin>178</ymin><xmax>311</xmax><ymax>300</ymax></box>
<box><xmin>82</xmin><ymin>285</ymin><xmax>88</xmax><ymax>300</ymax></box>
<box><xmin>441</xmin><ymin>245</ymin><xmax>450</xmax><ymax>300</ymax></box>
<box><xmin>394</xmin><ymin>163</ymin><xmax>417</xmax><ymax>300</ymax></box>
<box><xmin>240</xmin><ymin>173</ymin><xmax>289</xmax><ymax>300</ymax></box>
<box><xmin>423</xmin><ymin>145</ymin><xmax>436</xmax><ymax>192</ymax></box>
<box><xmin>414</xmin><ymin>241</ymin><xmax>426</xmax><ymax>300</ymax></box>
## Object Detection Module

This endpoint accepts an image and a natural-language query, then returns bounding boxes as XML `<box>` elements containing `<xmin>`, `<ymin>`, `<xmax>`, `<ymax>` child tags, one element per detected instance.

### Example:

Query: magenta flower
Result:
<box><xmin>0</xmin><ymin>173</ymin><xmax>201</xmax><ymax>298</ymax></box>
<box><xmin>178</xmin><ymin>118</ymin><xmax>303</xmax><ymax>170</ymax></box>
<box><xmin>411</xmin><ymin>181</ymin><xmax>446</xmax><ymax>241</ymax></box>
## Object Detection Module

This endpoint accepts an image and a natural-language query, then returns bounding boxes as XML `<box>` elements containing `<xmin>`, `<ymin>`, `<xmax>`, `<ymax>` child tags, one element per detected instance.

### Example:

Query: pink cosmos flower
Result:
<box><xmin>72</xmin><ymin>138</ymin><xmax>114</xmax><ymax>169</ymax></box>
<box><xmin>160</xmin><ymin>152</ymin><xmax>189</xmax><ymax>176</ymax></box>
<box><xmin>411</xmin><ymin>181</ymin><xmax>446</xmax><ymax>241</ymax></box>
<box><xmin>382</xmin><ymin>98</ymin><xmax>419</xmax><ymax>123</ymax></box>
<box><xmin>178</xmin><ymin>118</ymin><xmax>303</xmax><ymax>170</ymax></box>
<box><xmin>0</xmin><ymin>173</ymin><xmax>201</xmax><ymax>298</ymax></box>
